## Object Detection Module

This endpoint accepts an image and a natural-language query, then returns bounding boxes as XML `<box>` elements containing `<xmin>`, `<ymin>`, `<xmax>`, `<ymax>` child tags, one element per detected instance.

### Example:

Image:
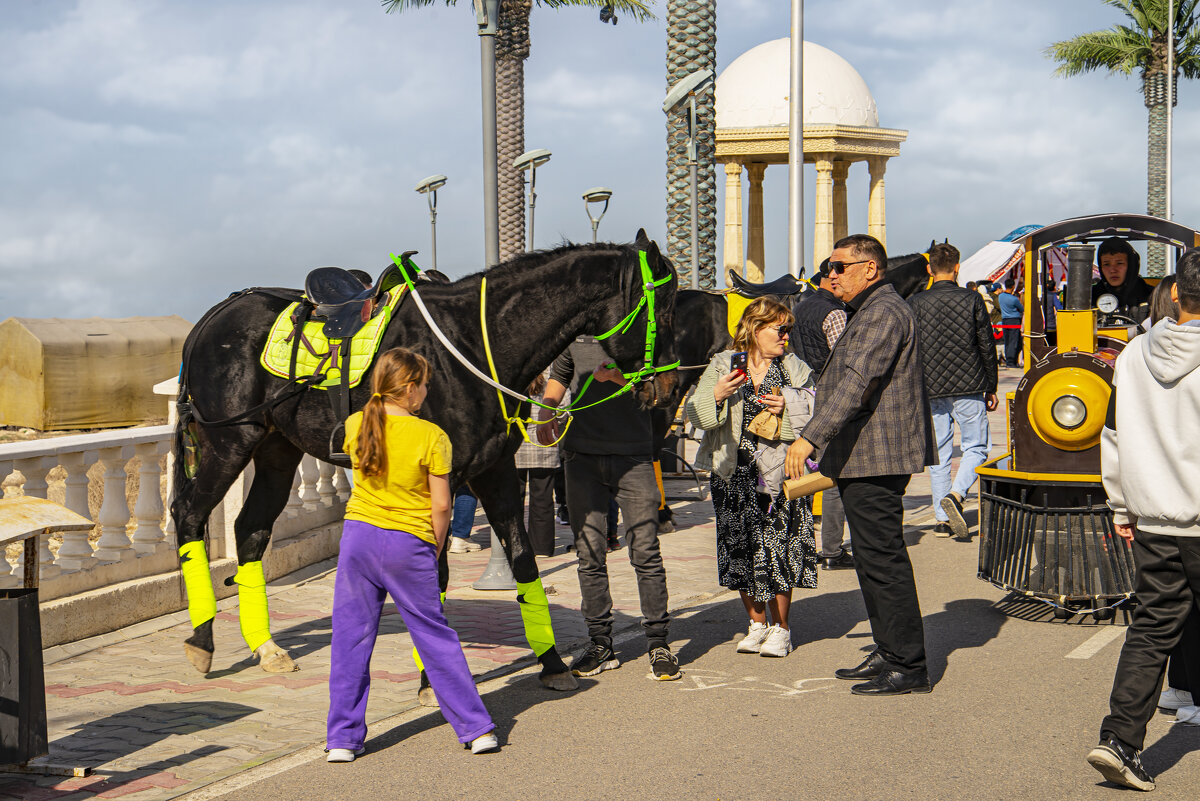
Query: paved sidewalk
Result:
<box><xmin>1</xmin><ymin>374</ymin><xmax>1018</xmax><ymax>801</ymax></box>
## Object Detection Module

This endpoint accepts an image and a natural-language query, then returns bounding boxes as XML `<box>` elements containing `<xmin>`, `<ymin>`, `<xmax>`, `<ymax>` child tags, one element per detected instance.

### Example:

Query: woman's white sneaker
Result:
<box><xmin>326</xmin><ymin>747</ymin><xmax>365</xmax><ymax>763</ymax></box>
<box><xmin>736</xmin><ymin>621</ymin><xmax>771</xmax><ymax>653</ymax></box>
<box><xmin>759</xmin><ymin>625</ymin><xmax>793</xmax><ymax>658</ymax></box>
<box><xmin>449</xmin><ymin>537</ymin><xmax>482</xmax><ymax>554</ymax></box>
<box><xmin>470</xmin><ymin>733</ymin><xmax>500</xmax><ymax>754</ymax></box>
<box><xmin>1159</xmin><ymin>687</ymin><xmax>1194</xmax><ymax>710</ymax></box>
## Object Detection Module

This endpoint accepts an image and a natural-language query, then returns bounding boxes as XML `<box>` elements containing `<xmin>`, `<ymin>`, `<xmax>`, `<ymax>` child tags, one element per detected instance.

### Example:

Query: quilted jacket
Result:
<box><xmin>800</xmin><ymin>282</ymin><xmax>935</xmax><ymax>479</ymax></box>
<box><xmin>908</xmin><ymin>281</ymin><xmax>998</xmax><ymax>399</ymax></box>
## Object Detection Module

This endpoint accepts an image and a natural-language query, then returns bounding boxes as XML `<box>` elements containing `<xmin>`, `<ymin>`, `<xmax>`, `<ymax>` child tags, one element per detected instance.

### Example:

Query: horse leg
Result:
<box><xmin>471</xmin><ymin>462</ymin><xmax>579</xmax><ymax>692</ymax></box>
<box><xmin>172</xmin><ymin>427</ymin><xmax>262</xmax><ymax>674</ymax></box>
<box><xmin>229</xmin><ymin>435</ymin><xmax>304</xmax><ymax>673</ymax></box>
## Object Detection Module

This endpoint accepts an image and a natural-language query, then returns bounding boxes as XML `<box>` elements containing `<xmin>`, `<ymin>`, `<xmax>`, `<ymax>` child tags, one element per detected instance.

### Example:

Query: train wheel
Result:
<box><xmin>1052</xmin><ymin>606</ymin><xmax>1073</xmax><ymax>620</ymax></box>
<box><xmin>1092</xmin><ymin>608</ymin><xmax>1115</xmax><ymax>622</ymax></box>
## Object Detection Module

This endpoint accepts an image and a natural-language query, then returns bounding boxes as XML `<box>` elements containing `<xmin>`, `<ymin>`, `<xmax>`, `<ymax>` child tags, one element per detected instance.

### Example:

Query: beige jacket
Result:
<box><xmin>686</xmin><ymin>351</ymin><xmax>813</xmax><ymax>481</ymax></box>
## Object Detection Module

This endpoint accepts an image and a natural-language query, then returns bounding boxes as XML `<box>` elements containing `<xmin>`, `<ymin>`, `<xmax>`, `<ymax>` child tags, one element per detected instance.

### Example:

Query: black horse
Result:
<box><xmin>652</xmin><ymin>249</ymin><xmax>931</xmax><ymax>529</ymax></box>
<box><xmin>171</xmin><ymin>232</ymin><xmax>678</xmax><ymax>692</ymax></box>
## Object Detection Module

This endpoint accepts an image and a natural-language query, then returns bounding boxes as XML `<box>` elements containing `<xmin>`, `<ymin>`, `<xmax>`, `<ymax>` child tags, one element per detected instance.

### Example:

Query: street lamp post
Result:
<box><xmin>582</xmin><ymin>187</ymin><xmax>613</xmax><ymax>243</ymax></box>
<box><xmin>473</xmin><ymin>0</ymin><xmax>500</xmax><ymax>268</ymax></box>
<box><xmin>663</xmin><ymin>69</ymin><xmax>715</xmax><ymax>289</ymax></box>
<box><xmin>513</xmin><ymin>149</ymin><xmax>552</xmax><ymax>252</ymax></box>
<box><xmin>788</xmin><ymin>0</ymin><xmax>805</xmax><ymax>278</ymax></box>
<box><xmin>414</xmin><ymin>174</ymin><xmax>447</xmax><ymax>272</ymax></box>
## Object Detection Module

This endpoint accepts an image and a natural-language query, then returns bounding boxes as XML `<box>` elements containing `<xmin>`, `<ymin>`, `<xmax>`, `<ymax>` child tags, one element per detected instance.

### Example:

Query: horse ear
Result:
<box><xmin>634</xmin><ymin>228</ymin><xmax>651</xmax><ymax>249</ymax></box>
<box><xmin>645</xmin><ymin>239</ymin><xmax>673</xmax><ymax>282</ymax></box>
<box><xmin>928</xmin><ymin>239</ymin><xmax>936</xmax><ymax>252</ymax></box>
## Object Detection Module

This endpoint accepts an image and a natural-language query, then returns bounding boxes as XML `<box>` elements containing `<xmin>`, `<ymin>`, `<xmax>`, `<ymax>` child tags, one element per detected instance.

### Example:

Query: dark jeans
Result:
<box><xmin>838</xmin><ymin>474</ymin><xmax>927</xmax><ymax>672</ymax></box>
<box><xmin>1002</xmin><ymin>317</ymin><xmax>1021</xmax><ymax>367</ymax></box>
<box><xmin>563</xmin><ymin>451</ymin><xmax>668</xmax><ymax>648</ymax></box>
<box><xmin>517</xmin><ymin>467</ymin><xmax>556</xmax><ymax>557</ymax></box>
<box><xmin>1102</xmin><ymin>531</ymin><xmax>1200</xmax><ymax>749</ymax></box>
<box><xmin>1166</xmin><ymin>606</ymin><xmax>1200</xmax><ymax>693</ymax></box>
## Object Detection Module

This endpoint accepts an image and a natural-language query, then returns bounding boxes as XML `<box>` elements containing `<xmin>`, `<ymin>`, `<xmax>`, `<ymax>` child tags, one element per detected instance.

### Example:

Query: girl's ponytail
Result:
<box><xmin>355</xmin><ymin>348</ymin><xmax>431</xmax><ymax>477</ymax></box>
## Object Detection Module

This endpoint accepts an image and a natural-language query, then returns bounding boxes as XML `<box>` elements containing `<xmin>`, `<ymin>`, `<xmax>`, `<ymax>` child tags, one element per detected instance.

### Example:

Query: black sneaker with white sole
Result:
<box><xmin>571</xmin><ymin>639</ymin><xmax>620</xmax><ymax>677</ymax></box>
<box><xmin>1087</xmin><ymin>733</ymin><xmax>1155</xmax><ymax>791</ymax></box>
<box><xmin>647</xmin><ymin>646</ymin><xmax>682</xmax><ymax>681</ymax></box>
<box><xmin>940</xmin><ymin>492</ymin><xmax>970</xmax><ymax>540</ymax></box>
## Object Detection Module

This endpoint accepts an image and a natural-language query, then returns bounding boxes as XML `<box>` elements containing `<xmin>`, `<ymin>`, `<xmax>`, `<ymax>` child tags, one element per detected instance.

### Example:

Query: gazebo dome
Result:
<box><xmin>715</xmin><ymin>39</ymin><xmax>879</xmax><ymax>129</ymax></box>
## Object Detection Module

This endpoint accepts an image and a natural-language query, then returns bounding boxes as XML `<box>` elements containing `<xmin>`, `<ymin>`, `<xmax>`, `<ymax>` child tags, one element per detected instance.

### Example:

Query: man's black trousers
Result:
<box><xmin>838</xmin><ymin>474</ymin><xmax>927</xmax><ymax>672</ymax></box>
<box><xmin>1102</xmin><ymin>530</ymin><xmax>1200</xmax><ymax>749</ymax></box>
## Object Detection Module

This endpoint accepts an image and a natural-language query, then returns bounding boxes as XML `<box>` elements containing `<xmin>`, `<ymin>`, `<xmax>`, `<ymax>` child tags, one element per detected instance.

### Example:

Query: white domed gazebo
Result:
<box><xmin>716</xmin><ymin>39</ymin><xmax>907</xmax><ymax>282</ymax></box>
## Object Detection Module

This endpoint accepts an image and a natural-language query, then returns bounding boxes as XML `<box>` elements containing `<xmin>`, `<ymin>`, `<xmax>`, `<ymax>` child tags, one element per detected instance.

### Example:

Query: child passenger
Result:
<box><xmin>325</xmin><ymin>348</ymin><xmax>497</xmax><ymax>762</ymax></box>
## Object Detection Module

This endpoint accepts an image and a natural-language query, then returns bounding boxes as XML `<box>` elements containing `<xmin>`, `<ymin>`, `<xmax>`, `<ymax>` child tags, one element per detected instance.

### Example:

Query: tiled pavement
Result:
<box><xmin>1</xmin><ymin>371</ymin><xmax>1019</xmax><ymax>801</ymax></box>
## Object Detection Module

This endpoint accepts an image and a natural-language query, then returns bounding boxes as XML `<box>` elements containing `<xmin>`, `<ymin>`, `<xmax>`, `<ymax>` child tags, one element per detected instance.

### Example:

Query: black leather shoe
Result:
<box><xmin>1087</xmin><ymin>733</ymin><xmax>1155</xmax><ymax>791</ymax></box>
<box><xmin>850</xmin><ymin>667</ymin><xmax>932</xmax><ymax>696</ymax></box>
<box><xmin>820</xmin><ymin>549</ymin><xmax>855</xmax><ymax>570</ymax></box>
<box><xmin>834</xmin><ymin>650</ymin><xmax>887</xmax><ymax>680</ymax></box>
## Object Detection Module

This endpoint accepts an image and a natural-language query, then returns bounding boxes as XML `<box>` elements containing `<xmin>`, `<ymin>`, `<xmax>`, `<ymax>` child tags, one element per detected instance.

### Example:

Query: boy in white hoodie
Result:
<box><xmin>1087</xmin><ymin>250</ymin><xmax>1200</xmax><ymax>792</ymax></box>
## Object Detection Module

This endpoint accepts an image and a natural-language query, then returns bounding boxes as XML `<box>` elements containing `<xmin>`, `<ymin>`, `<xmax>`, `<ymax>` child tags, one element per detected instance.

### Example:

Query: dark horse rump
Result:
<box><xmin>171</xmin><ymin>233</ymin><xmax>679</xmax><ymax>691</ymax></box>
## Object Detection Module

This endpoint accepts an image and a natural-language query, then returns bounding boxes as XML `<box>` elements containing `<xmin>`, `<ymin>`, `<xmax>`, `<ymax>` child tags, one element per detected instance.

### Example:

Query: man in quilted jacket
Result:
<box><xmin>908</xmin><ymin>243</ymin><xmax>998</xmax><ymax>541</ymax></box>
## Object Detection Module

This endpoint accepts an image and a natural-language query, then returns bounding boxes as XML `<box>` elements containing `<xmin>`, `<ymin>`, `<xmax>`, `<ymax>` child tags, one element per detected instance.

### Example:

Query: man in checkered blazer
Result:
<box><xmin>785</xmin><ymin>234</ymin><xmax>936</xmax><ymax>696</ymax></box>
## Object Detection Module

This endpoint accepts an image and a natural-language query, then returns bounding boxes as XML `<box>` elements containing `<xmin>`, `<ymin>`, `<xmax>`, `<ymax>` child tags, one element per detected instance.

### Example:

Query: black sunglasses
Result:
<box><xmin>828</xmin><ymin>259</ymin><xmax>871</xmax><ymax>275</ymax></box>
<box><xmin>766</xmin><ymin>325</ymin><xmax>789</xmax><ymax>337</ymax></box>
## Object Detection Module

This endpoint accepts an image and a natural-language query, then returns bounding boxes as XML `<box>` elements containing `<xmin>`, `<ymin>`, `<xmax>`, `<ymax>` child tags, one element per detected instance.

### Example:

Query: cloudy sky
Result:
<box><xmin>2</xmin><ymin>0</ymin><xmax>1196</xmax><ymax>322</ymax></box>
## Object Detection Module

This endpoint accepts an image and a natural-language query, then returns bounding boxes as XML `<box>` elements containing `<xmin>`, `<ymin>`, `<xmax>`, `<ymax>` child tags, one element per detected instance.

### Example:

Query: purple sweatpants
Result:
<box><xmin>326</xmin><ymin>520</ymin><xmax>495</xmax><ymax>749</ymax></box>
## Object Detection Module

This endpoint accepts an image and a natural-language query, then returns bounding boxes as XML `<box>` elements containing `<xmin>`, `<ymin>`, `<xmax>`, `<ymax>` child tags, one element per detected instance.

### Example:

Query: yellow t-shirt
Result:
<box><xmin>343</xmin><ymin>411</ymin><xmax>452</xmax><ymax>543</ymax></box>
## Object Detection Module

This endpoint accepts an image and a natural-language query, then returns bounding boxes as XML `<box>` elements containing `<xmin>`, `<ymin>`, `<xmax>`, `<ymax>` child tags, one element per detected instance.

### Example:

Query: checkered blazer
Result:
<box><xmin>800</xmin><ymin>282</ymin><xmax>935</xmax><ymax>479</ymax></box>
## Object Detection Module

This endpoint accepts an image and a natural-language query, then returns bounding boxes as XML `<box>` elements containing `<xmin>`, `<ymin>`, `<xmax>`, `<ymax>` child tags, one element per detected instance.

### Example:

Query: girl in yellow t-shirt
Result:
<box><xmin>326</xmin><ymin>348</ymin><xmax>497</xmax><ymax>762</ymax></box>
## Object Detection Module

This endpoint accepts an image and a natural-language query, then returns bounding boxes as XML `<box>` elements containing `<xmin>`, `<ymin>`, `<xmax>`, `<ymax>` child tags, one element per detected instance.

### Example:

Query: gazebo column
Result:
<box><xmin>745</xmin><ymin>163</ymin><xmax>767</xmax><ymax>282</ymax></box>
<box><xmin>813</xmin><ymin>157</ymin><xmax>835</xmax><ymax>264</ymax></box>
<box><xmin>868</xmin><ymin>156</ymin><xmax>888</xmax><ymax>247</ymax></box>
<box><xmin>722</xmin><ymin>161</ymin><xmax>744</xmax><ymax>287</ymax></box>
<box><xmin>832</xmin><ymin>161</ymin><xmax>850</xmax><ymax>244</ymax></box>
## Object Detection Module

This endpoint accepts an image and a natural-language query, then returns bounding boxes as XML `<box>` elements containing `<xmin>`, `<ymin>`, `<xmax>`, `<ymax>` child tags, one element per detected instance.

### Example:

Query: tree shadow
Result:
<box><xmin>0</xmin><ymin>701</ymin><xmax>257</xmax><ymax>798</ymax></box>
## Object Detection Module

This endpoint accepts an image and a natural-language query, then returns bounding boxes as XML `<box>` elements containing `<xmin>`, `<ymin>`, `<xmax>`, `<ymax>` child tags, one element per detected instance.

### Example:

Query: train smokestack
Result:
<box><xmin>1065</xmin><ymin>244</ymin><xmax>1095</xmax><ymax>311</ymax></box>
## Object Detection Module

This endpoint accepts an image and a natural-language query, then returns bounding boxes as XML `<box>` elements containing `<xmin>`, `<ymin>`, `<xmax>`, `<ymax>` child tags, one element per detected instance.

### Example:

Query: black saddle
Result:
<box><xmin>728</xmin><ymin>271</ymin><xmax>808</xmax><ymax>298</ymax></box>
<box><xmin>304</xmin><ymin>258</ymin><xmax>411</xmax><ymax>339</ymax></box>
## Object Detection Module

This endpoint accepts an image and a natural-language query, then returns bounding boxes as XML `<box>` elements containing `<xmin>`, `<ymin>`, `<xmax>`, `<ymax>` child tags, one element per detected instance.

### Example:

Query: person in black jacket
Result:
<box><xmin>909</xmin><ymin>243</ymin><xmax>998</xmax><ymax>540</ymax></box>
<box><xmin>791</xmin><ymin>261</ymin><xmax>853</xmax><ymax>570</ymax></box>
<box><xmin>1092</xmin><ymin>238</ymin><xmax>1153</xmax><ymax>324</ymax></box>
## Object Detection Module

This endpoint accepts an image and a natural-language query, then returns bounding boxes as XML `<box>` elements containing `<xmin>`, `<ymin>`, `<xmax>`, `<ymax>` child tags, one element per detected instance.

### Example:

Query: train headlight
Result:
<box><xmin>1051</xmin><ymin>395</ymin><xmax>1087</xmax><ymax>430</ymax></box>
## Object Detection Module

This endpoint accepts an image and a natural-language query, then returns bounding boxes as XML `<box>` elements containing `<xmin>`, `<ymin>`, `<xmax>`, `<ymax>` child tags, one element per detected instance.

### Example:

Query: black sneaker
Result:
<box><xmin>932</xmin><ymin>523</ymin><xmax>953</xmax><ymax>538</ymax></box>
<box><xmin>556</xmin><ymin>505</ymin><xmax>570</xmax><ymax>525</ymax></box>
<box><xmin>647</xmin><ymin>646</ymin><xmax>682</xmax><ymax>681</ymax></box>
<box><xmin>940</xmin><ymin>492</ymin><xmax>970</xmax><ymax>540</ymax></box>
<box><xmin>1087</xmin><ymin>733</ymin><xmax>1155</xmax><ymax>791</ymax></box>
<box><xmin>571</xmin><ymin>640</ymin><xmax>620</xmax><ymax>677</ymax></box>
<box><xmin>607</xmin><ymin>532</ymin><xmax>621</xmax><ymax>551</ymax></box>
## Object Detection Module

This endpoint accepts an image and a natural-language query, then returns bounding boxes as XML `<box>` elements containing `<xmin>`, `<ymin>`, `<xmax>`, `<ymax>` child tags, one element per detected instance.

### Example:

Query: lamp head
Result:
<box><xmin>662</xmin><ymin>68</ymin><xmax>714</xmax><ymax>114</ymax></box>
<box><xmin>513</xmin><ymin>148</ymin><xmax>552</xmax><ymax>171</ymax></box>
<box><xmin>415</xmin><ymin>174</ymin><xmax>448</xmax><ymax>194</ymax></box>
<box><xmin>582</xmin><ymin>187</ymin><xmax>613</xmax><ymax>204</ymax></box>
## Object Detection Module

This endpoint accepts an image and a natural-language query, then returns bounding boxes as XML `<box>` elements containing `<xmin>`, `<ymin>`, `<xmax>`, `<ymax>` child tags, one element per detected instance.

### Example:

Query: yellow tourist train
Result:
<box><xmin>975</xmin><ymin>213</ymin><xmax>1200</xmax><ymax>621</ymax></box>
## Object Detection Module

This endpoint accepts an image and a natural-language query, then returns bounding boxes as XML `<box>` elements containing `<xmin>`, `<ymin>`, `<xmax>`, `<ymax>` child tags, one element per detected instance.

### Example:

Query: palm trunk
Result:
<box><xmin>666</xmin><ymin>0</ymin><xmax>717</xmax><ymax>290</ymax></box>
<box><xmin>497</xmin><ymin>0</ymin><xmax>532</xmax><ymax>261</ymax></box>
<box><xmin>1144</xmin><ymin>70</ymin><xmax>1172</xmax><ymax>276</ymax></box>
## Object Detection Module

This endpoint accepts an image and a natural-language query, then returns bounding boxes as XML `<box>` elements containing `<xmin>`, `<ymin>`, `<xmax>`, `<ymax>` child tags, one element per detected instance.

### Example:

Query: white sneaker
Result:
<box><xmin>758</xmin><ymin>625</ymin><xmax>793</xmax><ymax>658</ymax></box>
<box><xmin>470</xmin><ymin>733</ymin><xmax>499</xmax><ymax>754</ymax></box>
<box><xmin>326</xmin><ymin>747</ymin><xmax>365</xmax><ymax>763</ymax></box>
<box><xmin>1159</xmin><ymin>687</ymin><xmax>1194</xmax><ymax>710</ymax></box>
<box><xmin>1176</xmin><ymin>705</ymin><xmax>1200</xmax><ymax>725</ymax></box>
<box><xmin>449</xmin><ymin>538</ymin><xmax>482</xmax><ymax>553</ymax></box>
<box><xmin>736</xmin><ymin>621</ymin><xmax>770</xmax><ymax>653</ymax></box>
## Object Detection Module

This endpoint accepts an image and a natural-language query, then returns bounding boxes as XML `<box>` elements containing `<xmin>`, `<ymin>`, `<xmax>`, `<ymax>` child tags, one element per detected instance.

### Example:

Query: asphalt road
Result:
<box><xmin>199</xmin><ymin>521</ymin><xmax>1200</xmax><ymax>801</ymax></box>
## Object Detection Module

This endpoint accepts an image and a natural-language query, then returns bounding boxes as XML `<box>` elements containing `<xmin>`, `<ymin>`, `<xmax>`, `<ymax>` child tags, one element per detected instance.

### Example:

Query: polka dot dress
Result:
<box><xmin>710</xmin><ymin>360</ymin><xmax>817</xmax><ymax>602</ymax></box>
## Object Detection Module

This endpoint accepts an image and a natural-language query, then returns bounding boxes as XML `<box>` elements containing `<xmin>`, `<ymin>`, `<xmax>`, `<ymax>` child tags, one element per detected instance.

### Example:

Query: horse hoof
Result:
<box><xmin>184</xmin><ymin>642</ymin><xmax>213</xmax><ymax>674</ymax></box>
<box><xmin>539</xmin><ymin>670</ymin><xmax>579</xmax><ymax>692</ymax></box>
<box><xmin>255</xmin><ymin>640</ymin><xmax>299</xmax><ymax>673</ymax></box>
<box><xmin>657</xmin><ymin>519</ymin><xmax>675</xmax><ymax>534</ymax></box>
<box><xmin>418</xmin><ymin>685</ymin><xmax>440</xmax><ymax>707</ymax></box>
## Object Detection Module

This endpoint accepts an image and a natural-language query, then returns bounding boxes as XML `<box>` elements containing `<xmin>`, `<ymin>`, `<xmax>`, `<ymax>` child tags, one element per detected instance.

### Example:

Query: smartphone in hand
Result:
<box><xmin>730</xmin><ymin>351</ymin><xmax>748</xmax><ymax>377</ymax></box>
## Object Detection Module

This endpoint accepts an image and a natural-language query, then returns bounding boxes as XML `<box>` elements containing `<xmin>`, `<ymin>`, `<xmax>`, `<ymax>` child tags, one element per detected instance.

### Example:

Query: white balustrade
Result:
<box><xmin>298</xmin><ymin>456</ymin><xmax>321</xmax><ymax>512</ymax></box>
<box><xmin>284</xmin><ymin>470</ymin><xmax>303</xmax><ymax>519</ymax></box>
<box><xmin>317</xmin><ymin>462</ymin><xmax>337</xmax><ymax>507</ymax></box>
<box><xmin>56</xmin><ymin>452</ymin><xmax>97</xmax><ymax>572</ymax></box>
<box><xmin>333</xmin><ymin>466</ymin><xmax>352</xmax><ymax>502</ymax></box>
<box><xmin>93</xmin><ymin>447</ymin><xmax>134</xmax><ymax>563</ymax></box>
<box><xmin>131</xmin><ymin>442</ymin><xmax>166</xmax><ymax>555</ymax></box>
<box><xmin>14</xmin><ymin>456</ymin><xmax>62</xmax><ymax>581</ymax></box>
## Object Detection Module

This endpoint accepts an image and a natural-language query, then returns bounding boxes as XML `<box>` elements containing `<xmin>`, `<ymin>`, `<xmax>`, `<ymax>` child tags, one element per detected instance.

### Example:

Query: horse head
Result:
<box><xmin>593</xmin><ymin>230</ymin><xmax>679</xmax><ymax>410</ymax></box>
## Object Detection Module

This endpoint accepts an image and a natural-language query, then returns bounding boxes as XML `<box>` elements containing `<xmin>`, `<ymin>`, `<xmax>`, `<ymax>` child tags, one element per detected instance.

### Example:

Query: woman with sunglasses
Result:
<box><xmin>686</xmin><ymin>298</ymin><xmax>818</xmax><ymax>658</ymax></box>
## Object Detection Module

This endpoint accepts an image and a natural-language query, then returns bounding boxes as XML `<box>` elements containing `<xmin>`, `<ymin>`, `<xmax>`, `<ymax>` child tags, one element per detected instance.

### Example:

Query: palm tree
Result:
<box><xmin>1047</xmin><ymin>0</ymin><xmax>1200</xmax><ymax>275</ymax></box>
<box><xmin>666</xmin><ymin>0</ymin><xmax>716</xmax><ymax>289</ymax></box>
<box><xmin>384</xmin><ymin>1</ymin><xmax>656</xmax><ymax>261</ymax></box>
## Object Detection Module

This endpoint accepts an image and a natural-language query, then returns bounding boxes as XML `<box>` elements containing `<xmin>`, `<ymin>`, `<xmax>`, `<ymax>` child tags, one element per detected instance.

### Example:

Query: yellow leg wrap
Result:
<box><xmin>233</xmin><ymin>561</ymin><xmax>271</xmax><ymax>652</ymax></box>
<box><xmin>179</xmin><ymin>541</ymin><xmax>217</xmax><ymax>630</ymax></box>
<box><xmin>412</xmin><ymin>592</ymin><xmax>447</xmax><ymax>672</ymax></box>
<box><xmin>517</xmin><ymin>578</ymin><xmax>555</xmax><ymax>657</ymax></box>
<box><xmin>653</xmin><ymin>460</ymin><xmax>666</xmax><ymax>510</ymax></box>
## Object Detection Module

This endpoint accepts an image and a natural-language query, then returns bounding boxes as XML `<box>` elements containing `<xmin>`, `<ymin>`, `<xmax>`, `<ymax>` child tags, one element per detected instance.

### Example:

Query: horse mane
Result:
<box><xmin>446</xmin><ymin>241</ymin><xmax>634</xmax><ymax>284</ymax></box>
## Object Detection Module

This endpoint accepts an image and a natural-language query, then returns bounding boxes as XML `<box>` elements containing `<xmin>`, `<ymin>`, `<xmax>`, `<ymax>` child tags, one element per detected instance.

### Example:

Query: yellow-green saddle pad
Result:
<box><xmin>259</xmin><ymin>289</ymin><xmax>404</xmax><ymax>389</ymax></box>
<box><xmin>725</xmin><ymin>292</ymin><xmax>756</xmax><ymax>339</ymax></box>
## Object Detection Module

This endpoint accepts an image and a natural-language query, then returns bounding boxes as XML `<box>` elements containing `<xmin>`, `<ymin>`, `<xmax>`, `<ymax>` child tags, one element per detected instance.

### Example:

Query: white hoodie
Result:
<box><xmin>1101</xmin><ymin>318</ymin><xmax>1200</xmax><ymax>536</ymax></box>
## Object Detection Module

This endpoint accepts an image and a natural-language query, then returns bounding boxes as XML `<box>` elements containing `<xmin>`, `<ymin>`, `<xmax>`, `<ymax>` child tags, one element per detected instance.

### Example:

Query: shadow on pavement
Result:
<box><xmin>1140</xmin><ymin>716</ymin><xmax>1200</xmax><ymax>776</ymax></box>
<box><xmin>924</xmin><ymin>598</ymin><xmax>1007</xmax><ymax>683</ymax></box>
